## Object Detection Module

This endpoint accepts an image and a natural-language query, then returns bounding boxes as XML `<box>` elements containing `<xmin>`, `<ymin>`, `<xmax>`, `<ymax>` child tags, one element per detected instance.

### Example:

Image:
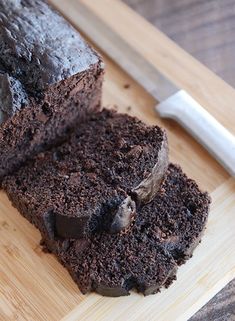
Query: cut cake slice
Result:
<box><xmin>3</xmin><ymin>109</ymin><xmax>169</xmax><ymax>239</ymax></box>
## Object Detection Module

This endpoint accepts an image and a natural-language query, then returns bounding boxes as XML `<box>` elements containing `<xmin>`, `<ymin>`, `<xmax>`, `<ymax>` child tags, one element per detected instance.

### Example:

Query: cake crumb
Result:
<box><xmin>123</xmin><ymin>83</ymin><xmax>130</xmax><ymax>89</ymax></box>
<box><xmin>126</xmin><ymin>106</ymin><xmax>132</xmax><ymax>112</ymax></box>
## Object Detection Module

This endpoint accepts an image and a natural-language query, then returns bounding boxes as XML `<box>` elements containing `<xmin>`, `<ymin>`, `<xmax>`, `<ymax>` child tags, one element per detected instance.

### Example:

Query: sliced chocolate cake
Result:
<box><xmin>0</xmin><ymin>0</ymin><xmax>104</xmax><ymax>181</ymax></box>
<box><xmin>60</xmin><ymin>240</ymin><xmax>177</xmax><ymax>297</ymax></box>
<box><xmin>3</xmin><ymin>109</ymin><xmax>168</xmax><ymax>239</ymax></box>
<box><xmin>42</xmin><ymin>164</ymin><xmax>210</xmax><ymax>296</ymax></box>
<box><xmin>3</xmin><ymin>127</ymin><xmax>210</xmax><ymax>297</ymax></box>
<box><xmin>0</xmin><ymin>0</ymin><xmax>211</xmax><ymax>301</ymax></box>
<box><xmin>136</xmin><ymin>164</ymin><xmax>210</xmax><ymax>264</ymax></box>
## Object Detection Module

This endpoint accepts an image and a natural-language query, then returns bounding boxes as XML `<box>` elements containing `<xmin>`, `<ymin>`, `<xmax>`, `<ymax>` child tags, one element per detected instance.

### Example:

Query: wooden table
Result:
<box><xmin>123</xmin><ymin>1</ymin><xmax>235</xmax><ymax>319</ymax></box>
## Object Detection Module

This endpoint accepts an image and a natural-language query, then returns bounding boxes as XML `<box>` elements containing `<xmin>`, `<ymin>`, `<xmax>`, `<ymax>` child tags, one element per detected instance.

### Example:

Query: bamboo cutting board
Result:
<box><xmin>0</xmin><ymin>1</ymin><xmax>235</xmax><ymax>320</ymax></box>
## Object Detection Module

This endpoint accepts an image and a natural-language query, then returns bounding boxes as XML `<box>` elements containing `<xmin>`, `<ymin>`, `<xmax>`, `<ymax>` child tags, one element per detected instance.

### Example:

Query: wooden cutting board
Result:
<box><xmin>0</xmin><ymin>1</ymin><xmax>234</xmax><ymax>320</ymax></box>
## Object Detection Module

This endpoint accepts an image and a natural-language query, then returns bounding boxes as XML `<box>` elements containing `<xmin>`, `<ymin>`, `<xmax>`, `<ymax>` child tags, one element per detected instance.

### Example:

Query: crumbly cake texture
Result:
<box><xmin>3</xmin><ymin>109</ymin><xmax>169</xmax><ymax>239</ymax></box>
<box><xmin>42</xmin><ymin>164</ymin><xmax>210</xmax><ymax>296</ymax></box>
<box><xmin>3</xmin><ymin>129</ymin><xmax>210</xmax><ymax>296</ymax></box>
<box><xmin>0</xmin><ymin>0</ymin><xmax>104</xmax><ymax>181</ymax></box>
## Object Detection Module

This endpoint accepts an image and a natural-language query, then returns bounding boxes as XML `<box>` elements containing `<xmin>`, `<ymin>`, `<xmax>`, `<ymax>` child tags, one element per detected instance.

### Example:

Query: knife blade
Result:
<box><xmin>50</xmin><ymin>0</ymin><xmax>235</xmax><ymax>176</ymax></box>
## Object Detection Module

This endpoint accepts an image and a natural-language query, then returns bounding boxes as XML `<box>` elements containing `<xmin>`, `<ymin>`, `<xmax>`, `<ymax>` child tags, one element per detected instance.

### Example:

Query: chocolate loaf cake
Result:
<box><xmin>3</xmin><ymin>111</ymin><xmax>210</xmax><ymax>297</ymax></box>
<box><xmin>0</xmin><ymin>0</ymin><xmax>104</xmax><ymax>181</ymax></box>
<box><xmin>3</xmin><ymin>109</ymin><xmax>169</xmax><ymax>239</ymax></box>
<box><xmin>42</xmin><ymin>164</ymin><xmax>210</xmax><ymax>296</ymax></box>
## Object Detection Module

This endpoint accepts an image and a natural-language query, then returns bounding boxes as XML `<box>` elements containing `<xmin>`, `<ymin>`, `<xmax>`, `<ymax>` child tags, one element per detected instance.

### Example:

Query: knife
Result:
<box><xmin>51</xmin><ymin>0</ymin><xmax>235</xmax><ymax>176</ymax></box>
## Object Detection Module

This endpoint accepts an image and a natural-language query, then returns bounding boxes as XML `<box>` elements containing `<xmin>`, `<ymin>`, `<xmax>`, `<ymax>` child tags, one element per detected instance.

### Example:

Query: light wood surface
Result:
<box><xmin>1</xmin><ymin>0</ymin><xmax>235</xmax><ymax>320</ymax></box>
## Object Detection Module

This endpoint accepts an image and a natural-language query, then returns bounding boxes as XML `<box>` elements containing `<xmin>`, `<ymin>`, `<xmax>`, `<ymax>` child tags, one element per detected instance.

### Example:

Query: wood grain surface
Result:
<box><xmin>0</xmin><ymin>1</ymin><xmax>235</xmax><ymax>320</ymax></box>
<box><xmin>124</xmin><ymin>0</ymin><xmax>235</xmax><ymax>88</ymax></box>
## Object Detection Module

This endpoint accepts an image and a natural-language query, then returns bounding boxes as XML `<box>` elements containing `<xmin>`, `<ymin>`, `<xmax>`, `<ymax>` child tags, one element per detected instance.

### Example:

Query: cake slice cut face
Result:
<box><xmin>137</xmin><ymin>164</ymin><xmax>210</xmax><ymax>264</ymax></box>
<box><xmin>42</xmin><ymin>164</ymin><xmax>210</xmax><ymax>296</ymax></box>
<box><xmin>3</xmin><ymin>109</ymin><xmax>169</xmax><ymax>239</ymax></box>
<box><xmin>0</xmin><ymin>0</ymin><xmax>104</xmax><ymax>181</ymax></box>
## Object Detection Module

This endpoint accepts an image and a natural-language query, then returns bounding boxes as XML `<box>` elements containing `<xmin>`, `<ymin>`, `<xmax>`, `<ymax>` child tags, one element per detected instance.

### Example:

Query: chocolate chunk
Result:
<box><xmin>55</xmin><ymin>214</ymin><xmax>89</xmax><ymax>239</ymax></box>
<box><xmin>133</xmin><ymin>133</ymin><xmax>168</xmax><ymax>204</ymax></box>
<box><xmin>110</xmin><ymin>196</ymin><xmax>136</xmax><ymax>234</ymax></box>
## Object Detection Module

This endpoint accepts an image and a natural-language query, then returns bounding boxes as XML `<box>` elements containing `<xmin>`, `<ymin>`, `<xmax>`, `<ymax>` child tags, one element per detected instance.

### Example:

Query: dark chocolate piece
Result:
<box><xmin>110</xmin><ymin>196</ymin><xmax>136</xmax><ymax>234</ymax></box>
<box><xmin>0</xmin><ymin>0</ymin><xmax>104</xmax><ymax>181</ymax></box>
<box><xmin>132</xmin><ymin>136</ymin><xmax>168</xmax><ymax>203</ymax></box>
<box><xmin>3</xmin><ymin>109</ymin><xmax>168</xmax><ymax>239</ymax></box>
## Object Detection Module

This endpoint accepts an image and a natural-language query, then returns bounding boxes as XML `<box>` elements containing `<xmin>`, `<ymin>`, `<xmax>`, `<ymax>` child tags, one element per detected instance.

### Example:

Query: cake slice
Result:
<box><xmin>56</xmin><ymin>239</ymin><xmax>177</xmax><ymax>297</ymax></box>
<box><xmin>42</xmin><ymin>164</ymin><xmax>210</xmax><ymax>296</ymax></box>
<box><xmin>136</xmin><ymin>164</ymin><xmax>210</xmax><ymax>264</ymax></box>
<box><xmin>0</xmin><ymin>0</ymin><xmax>104</xmax><ymax>181</ymax></box>
<box><xmin>3</xmin><ymin>109</ymin><xmax>169</xmax><ymax>239</ymax></box>
<box><xmin>4</xmin><ymin>150</ymin><xmax>210</xmax><ymax>296</ymax></box>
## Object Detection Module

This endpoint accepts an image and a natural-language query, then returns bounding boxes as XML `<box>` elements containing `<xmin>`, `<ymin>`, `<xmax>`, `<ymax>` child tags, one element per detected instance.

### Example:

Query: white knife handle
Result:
<box><xmin>157</xmin><ymin>90</ymin><xmax>235</xmax><ymax>176</ymax></box>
